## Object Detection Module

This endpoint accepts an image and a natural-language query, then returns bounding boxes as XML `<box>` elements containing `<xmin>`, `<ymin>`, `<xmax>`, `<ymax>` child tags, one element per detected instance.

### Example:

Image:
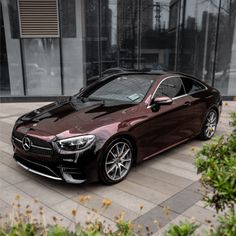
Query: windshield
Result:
<box><xmin>85</xmin><ymin>75</ymin><xmax>155</xmax><ymax>104</ymax></box>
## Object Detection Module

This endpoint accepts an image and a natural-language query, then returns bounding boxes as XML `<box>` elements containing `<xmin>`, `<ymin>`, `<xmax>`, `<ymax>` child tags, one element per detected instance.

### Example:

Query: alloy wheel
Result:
<box><xmin>205</xmin><ymin>110</ymin><xmax>217</xmax><ymax>138</ymax></box>
<box><xmin>105</xmin><ymin>141</ymin><xmax>132</xmax><ymax>181</ymax></box>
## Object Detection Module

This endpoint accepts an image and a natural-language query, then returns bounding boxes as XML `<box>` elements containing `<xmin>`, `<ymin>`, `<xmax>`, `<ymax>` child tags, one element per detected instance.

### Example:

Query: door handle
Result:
<box><xmin>184</xmin><ymin>101</ymin><xmax>191</xmax><ymax>106</ymax></box>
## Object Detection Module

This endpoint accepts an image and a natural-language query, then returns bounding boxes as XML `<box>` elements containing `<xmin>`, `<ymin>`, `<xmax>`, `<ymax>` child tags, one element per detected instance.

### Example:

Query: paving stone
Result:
<box><xmin>0</xmin><ymin>140</ymin><xmax>13</xmax><ymax>155</ymax></box>
<box><xmin>0</xmin><ymin>162</ymin><xmax>28</xmax><ymax>184</ymax></box>
<box><xmin>115</xmin><ymin>179</ymin><xmax>169</xmax><ymax>204</ymax></box>
<box><xmin>0</xmin><ymin>150</ymin><xmax>20</xmax><ymax>169</ymax></box>
<box><xmin>38</xmin><ymin>179</ymin><xmax>87</xmax><ymax>199</ymax></box>
<box><xmin>85</xmin><ymin>184</ymin><xmax>156</xmax><ymax>214</ymax></box>
<box><xmin>182</xmin><ymin>205</ymin><xmax>218</xmax><ymax>226</ymax></box>
<box><xmin>53</xmin><ymin>199</ymin><xmax>116</xmax><ymax>230</ymax></box>
<box><xmin>0</xmin><ymin>178</ymin><xmax>10</xmax><ymax>188</ymax></box>
<box><xmin>155</xmin><ymin>157</ymin><xmax>197</xmax><ymax>173</ymax></box>
<box><xmin>133</xmin><ymin>165</ymin><xmax>193</xmax><ymax>189</ymax></box>
<box><xmin>15</xmin><ymin>180</ymin><xmax>68</xmax><ymax>206</ymax></box>
<box><xmin>0</xmin><ymin>185</ymin><xmax>37</xmax><ymax>207</ymax></box>
<box><xmin>0</xmin><ymin>116</ymin><xmax>19</xmax><ymax>125</ymax></box>
<box><xmin>133</xmin><ymin>205</ymin><xmax>179</xmax><ymax>235</ymax></box>
<box><xmin>0</xmin><ymin>199</ymin><xmax>10</xmax><ymax>210</ymax></box>
<box><xmin>185</xmin><ymin>181</ymin><xmax>203</xmax><ymax>194</ymax></box>
<box><xmin>160</xmin><ymin>186</ymin><xmax>202</xmax><ymax>214</ymax></box>
<box><xmin>127</xmin><ymin>171</ymin><xmax>181</xmax><ymax>195</ymax></box>
<box><xmin>150</xmin><ymin>162</ymin><xmax>199</xmax><ymax>181</ymax></box>
<box><xmin>73</xmin><ymin>191</ymin><xmax>138</xmax><ymax>221</ymax></box>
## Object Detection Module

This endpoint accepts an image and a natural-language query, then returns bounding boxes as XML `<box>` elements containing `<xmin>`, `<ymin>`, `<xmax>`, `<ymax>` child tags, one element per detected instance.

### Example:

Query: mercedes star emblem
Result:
<box><xmin>22</xmin><ymin>136</ymin><xmax>31</xmax><ymax>151</ymax></box>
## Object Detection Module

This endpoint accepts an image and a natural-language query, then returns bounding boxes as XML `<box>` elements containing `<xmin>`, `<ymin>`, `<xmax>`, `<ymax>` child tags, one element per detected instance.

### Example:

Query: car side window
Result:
<box><xmin>154</xmin><ymin>77</ymin><xmax>185</xmax><ymax>98</ymax></box>
<box><xmin>181</xmin><ymin>77</ymin><xmax>206</xmax><ymax>94</ymax></box>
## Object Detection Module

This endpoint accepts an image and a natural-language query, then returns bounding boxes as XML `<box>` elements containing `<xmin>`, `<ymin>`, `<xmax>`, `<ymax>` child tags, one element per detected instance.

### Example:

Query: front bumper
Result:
<box><xmin>12</xmin><ymin>131</ymin><xmax>99</xmax><ymax>184</ymax></box>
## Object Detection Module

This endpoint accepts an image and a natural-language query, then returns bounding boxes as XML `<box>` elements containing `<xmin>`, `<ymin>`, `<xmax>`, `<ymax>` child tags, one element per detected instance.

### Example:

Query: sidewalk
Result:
<box><xmin>0</xmin><ymin>101</ymin><xmax>235</xmax><ymax>235</ymax></box>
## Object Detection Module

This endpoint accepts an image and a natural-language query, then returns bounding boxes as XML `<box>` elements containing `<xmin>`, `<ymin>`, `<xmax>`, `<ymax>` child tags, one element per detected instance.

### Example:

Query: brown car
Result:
<box><xmin>12</xmin><ymin>72</ymin><xmax>222</xmax><ymax>184</ymax></box>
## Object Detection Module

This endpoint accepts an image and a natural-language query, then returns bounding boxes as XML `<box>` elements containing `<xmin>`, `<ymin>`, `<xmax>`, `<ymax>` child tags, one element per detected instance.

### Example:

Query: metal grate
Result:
<box><xmin>18</xmin><ymin>0</ymin><xmax>59</xmax><ymax>38</ymax></box>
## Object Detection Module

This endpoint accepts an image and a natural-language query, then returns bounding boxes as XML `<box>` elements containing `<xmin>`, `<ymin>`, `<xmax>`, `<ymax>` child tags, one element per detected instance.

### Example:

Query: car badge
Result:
<box><xmin>22</xmin><ymin>136</ymin><xmax>32</xmax><ymax>151</ymax></box>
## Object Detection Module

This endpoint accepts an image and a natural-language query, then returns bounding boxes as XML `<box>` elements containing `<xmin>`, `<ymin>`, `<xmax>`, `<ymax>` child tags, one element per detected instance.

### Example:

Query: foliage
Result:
<box><xmin>164</xmin><ymin>112</ymin><xmax>236</xmax><ymax>235</ymax></box>
<box><xmin>229</xmin><ymin>112</ymin><xmax>236</xmax><ymax>128</ymax></box>
<box><xmin>0</xmin><ymin>195</ymin><xmax>136</xmax><ymax>236</ymax></box>
<box><xmin>204</xmin><ymin>210</ymin><xmax>236</xmax><ymax>236</ymax></box>
<box><xmin>194</xmin><ymin>113</ymin><xmax>236</xmax><ymax>212</ymax></box>
<box><xmin>164</xmin><ymin>210</ymin><xmax>236</xmax><ymax>236</ymax></box>
<box><xmin>164</xmin><ymin>221</ymin><xmax>199</xmax><ymax>236</ymax></box>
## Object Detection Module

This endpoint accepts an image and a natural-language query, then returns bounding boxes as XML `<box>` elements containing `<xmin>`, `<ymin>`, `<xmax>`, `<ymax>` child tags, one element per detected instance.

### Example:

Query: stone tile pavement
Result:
<box><xmin>0</xmin><ymin>101</ymin><xmax>235</xmax><ymax>235</ymax></box>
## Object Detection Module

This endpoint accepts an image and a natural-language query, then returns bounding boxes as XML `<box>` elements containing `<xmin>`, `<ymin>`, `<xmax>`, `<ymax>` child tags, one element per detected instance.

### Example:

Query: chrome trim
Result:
<box><xmin>151</xmin><ymin>75</ymin><xmax>179</xmax><ymax>101</ymax></box>
<box><xmin>12</xmin><ymin>136</ymin><xmax>52</xmax><ymax>151</ymax></box>
<box><xmin>13</xmin><ymin>137</ymin><xmax>22</xmax><ymax>143</ymax></box>
<box><xmin>147</xmin><ymin>75</ymin><xmax>208</xmax><ymax>109</ymax></box>
<box><xmin>31</xmin><ymin>144</ymin><xmax>52</xmax><ymax>151</ymax></box>
<box><xmin>16</xmin><ymin>161</ymin><xmax>62</xmax><ymax>181</ymax></box>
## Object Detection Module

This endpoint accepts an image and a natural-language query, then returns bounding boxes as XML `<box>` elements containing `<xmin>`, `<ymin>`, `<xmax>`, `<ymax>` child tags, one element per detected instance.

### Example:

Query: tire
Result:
<box><xmin>99</xmin><ymin>138</ymin><xmax>134</xmax><ymax>185</ymax></box>
<box><xmin>199</xmin><ymin>109</ymin><xmax>218</xmax><ymax>140</ymax></box>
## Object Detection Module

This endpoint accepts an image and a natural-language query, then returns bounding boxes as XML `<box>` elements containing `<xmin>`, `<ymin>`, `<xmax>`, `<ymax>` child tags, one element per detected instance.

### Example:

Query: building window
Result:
<box><xmin>22</xmin><ymin>38</ymin><xmax>61</xmax><ymax>95</ymax></box>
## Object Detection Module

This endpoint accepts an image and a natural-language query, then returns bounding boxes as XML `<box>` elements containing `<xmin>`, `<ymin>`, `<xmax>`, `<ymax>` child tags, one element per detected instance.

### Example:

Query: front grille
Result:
<box><xmin>12</xmin><ymin>131</ymin><xmax>53</xmax><ymax>156</ymax></box>
<box><xmin>29</xmin><ymin>136</ymin><xmax>52</xmax><ymax>149</ymax></box>
<box><xmin>14</xmin><ymin>155</ymin><xmax>61</xmax><ymax>180</ymax></box>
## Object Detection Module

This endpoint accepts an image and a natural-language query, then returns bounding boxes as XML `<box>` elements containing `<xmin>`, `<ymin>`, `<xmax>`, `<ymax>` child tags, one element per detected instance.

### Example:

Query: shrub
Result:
<box><xmin>194</xmin><ymin>112</ymin><xmax>236</xmax><ymax>213</ymax></box>
<box><xmin>164</xmin><ymin>221</ymin><xmax>199</xmax><ymax>236</ymax></box>
<box><xmin>204</xmin><ymin>210</ymin><xmax>236</xmax><ymax>236</ymax></box>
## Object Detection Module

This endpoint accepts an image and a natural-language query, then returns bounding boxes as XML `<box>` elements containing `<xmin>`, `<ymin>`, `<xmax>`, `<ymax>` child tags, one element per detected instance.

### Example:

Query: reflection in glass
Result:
<box><xmin>178</xmin><ymin>0</ymin><xmax>219</xmax><ymax>86</ymax></box>
<box><xmin>117</xmin><ymin>0</ymin><xmax>138</xmax><ymax>69</ymax></box>
<box><xmin>0</xmin><ymin>1</ymin><xmax>10</xmax><ymax>95</ymax></box>
<box><xmin>1</xmin><ymin>0</ymin><xmax>24</xmax><ymax>96</ymax></box>
<box><xmin>22</xmin><ymin>39</ymin><xmax>61</xmax><ymax>95</ymax></box>
<box><xmin>60</xmin><ymin>0</ymin><xmax>84</xmax><ymax>95</ymax></box>
<box><xmin>140</xmin><ymin>0</ymin><xmax>179</xmax><ymax>71</ymax></box>
<box><xmin>215</xmin><ymin>0</ymin><xmax>236</xmax><ymax>95</ymax></box>
<box><xmin>85</xmin><ymin>0</ymin><xmax>100</xmax><ymax>81</ymax></box>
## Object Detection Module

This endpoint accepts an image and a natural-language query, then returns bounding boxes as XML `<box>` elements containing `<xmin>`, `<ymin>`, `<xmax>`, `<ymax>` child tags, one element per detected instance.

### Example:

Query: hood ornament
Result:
<box><xmin>22</xmin><ymin>136</ymin><xmax>32</xmax><ymax>151</ymax></box>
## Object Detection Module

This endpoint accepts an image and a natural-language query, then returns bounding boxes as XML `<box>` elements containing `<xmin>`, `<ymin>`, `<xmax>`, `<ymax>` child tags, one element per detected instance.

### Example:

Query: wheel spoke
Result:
<box><xmin>117</xmin><ymin>164</ymin><xmax>122</xmax><ymax>177</ymax></box>
<box><xmin>112</xmin><ymin>166</ymin><xmax>118</xmax><ymax>179</ymax></box>
<box><xmin>119</xmin><ymin>163</ymin><xmax>128</xmax><ymax>170</ymax></box>
<box><xmin>120</xmin><ymin>143</ymin><xmax>126</xmax><ymax>155</ymax></box>
<box><xmin>116</xmin><ymin>145</ymin><xmax>120</xmax><ymax>156</ymax></box>
<box><xmin>106</xmin><ymin>159</ymin><xmax>116</xmax><ymax>165</ymax></box>
<box><xmin>110</xmin><ymin>150</ymin><xmax>117</xmax><ymax>158</ymax></box>
<box><xmin>107</xmin><ymin>164</ymin><xmax>116</xmax><ymax>174</ymax></box>
<box><xmin>120</xmin><ymin>149</ymin><xmax>130</xmax><ymax>160</ymax></box>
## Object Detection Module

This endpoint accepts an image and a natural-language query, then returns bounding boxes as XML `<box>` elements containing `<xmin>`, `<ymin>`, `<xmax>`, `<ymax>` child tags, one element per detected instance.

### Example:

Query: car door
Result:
<box><xmin>181</xmin><ymin>76</ymin><xmax>208</xmax><ymax>135</ymax></box>
<box><xmin>134</xmin><ymin>76</ymin><xmax>193</xmax><ymax>159</ymax></box>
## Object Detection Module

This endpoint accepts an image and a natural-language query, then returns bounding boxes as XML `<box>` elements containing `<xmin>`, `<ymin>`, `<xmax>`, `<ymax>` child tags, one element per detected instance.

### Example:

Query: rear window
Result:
<box><xmin>181</xmin><ymin>77</ymin><xmax>206</xmax><ymax>94</ymax></box>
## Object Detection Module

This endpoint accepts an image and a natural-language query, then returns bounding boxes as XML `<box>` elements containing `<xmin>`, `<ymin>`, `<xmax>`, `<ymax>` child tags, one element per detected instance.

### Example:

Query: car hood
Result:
<box><xmin>15</xmin><ymin>97</ymin><xmax>138</xmax><ymax>139</ymax></box>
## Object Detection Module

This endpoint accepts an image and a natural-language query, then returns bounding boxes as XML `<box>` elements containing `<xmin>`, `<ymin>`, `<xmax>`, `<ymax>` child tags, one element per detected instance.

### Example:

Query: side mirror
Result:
<box><xmin>153</xmin><ymin>96</ymin><xmax>173</xmax><ymax>105</ymax></box>
<box><xmin>150</xmin><ymin>96</ymin><xmax>173</xmax><ymax>112</ymax></box>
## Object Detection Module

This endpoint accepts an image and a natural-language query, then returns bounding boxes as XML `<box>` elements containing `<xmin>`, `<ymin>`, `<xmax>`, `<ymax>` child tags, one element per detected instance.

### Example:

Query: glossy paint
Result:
<box><xmin>12</xmin><ymin>72</ymin><xmax>222</xmax><ymax>182</ymax></box>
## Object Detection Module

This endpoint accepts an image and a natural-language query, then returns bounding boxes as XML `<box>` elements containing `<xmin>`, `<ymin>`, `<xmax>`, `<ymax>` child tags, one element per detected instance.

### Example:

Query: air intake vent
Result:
<box><xmin>18</xmin><ymin>0</ymin><xmax>59</xmax><ymax>38</ymax></box>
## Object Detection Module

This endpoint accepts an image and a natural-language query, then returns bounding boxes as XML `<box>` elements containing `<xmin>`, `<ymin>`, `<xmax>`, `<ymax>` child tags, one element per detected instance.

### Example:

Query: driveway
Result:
<box><xmin>0</xmin><ymin>101</ymin><xmax>235</xmax><ymax>235</ymax></box>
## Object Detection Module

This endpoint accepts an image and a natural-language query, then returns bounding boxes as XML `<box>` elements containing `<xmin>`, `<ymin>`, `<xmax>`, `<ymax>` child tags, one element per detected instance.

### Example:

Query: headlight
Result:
<box><xmin>56</xmin><ymin>135</ymin><xmax>95</xmax><ymax>153</ymax></box>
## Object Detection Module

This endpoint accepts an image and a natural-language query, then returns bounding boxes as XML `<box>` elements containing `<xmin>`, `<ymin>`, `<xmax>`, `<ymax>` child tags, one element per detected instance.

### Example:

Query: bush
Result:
<box><xmin>194</xmin><ymin>112</ymin><xmax>236</xmax><ymax>212</ymax></box>
<box><xmin>0</xmin><ymin>195</ymin><xmax>135</xmax><ymax>236</ymax></box>
<box><xmin>164</xmin><ymin>221</ymin><xmax>199</xmax><ymax>236</ymax></box>
<box><xmin>205</xmin><ymin>210</ymin><xmax>236</xmax><ymax>236</ymax></box>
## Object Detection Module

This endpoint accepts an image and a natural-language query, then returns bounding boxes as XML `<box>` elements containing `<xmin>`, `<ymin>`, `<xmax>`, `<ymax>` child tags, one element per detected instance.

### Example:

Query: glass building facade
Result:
<box><xmin>1</xmin><ymin>0</ymin><xmax>236</xmax><ymax>98</ymax></box>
